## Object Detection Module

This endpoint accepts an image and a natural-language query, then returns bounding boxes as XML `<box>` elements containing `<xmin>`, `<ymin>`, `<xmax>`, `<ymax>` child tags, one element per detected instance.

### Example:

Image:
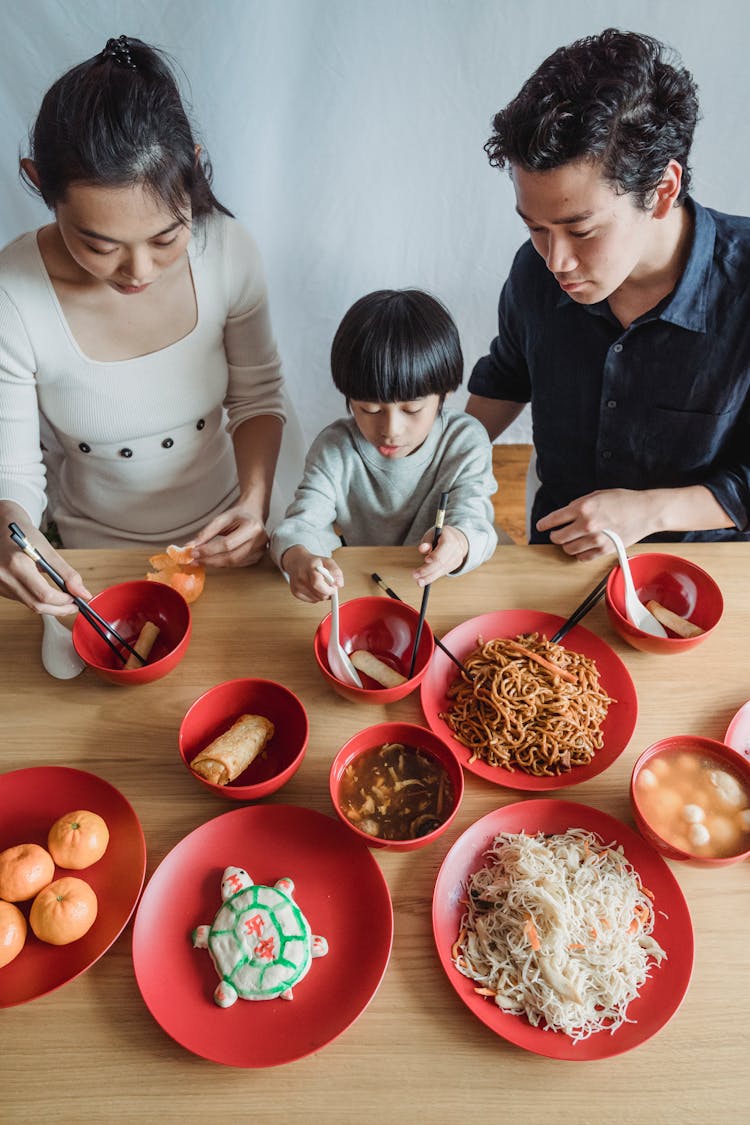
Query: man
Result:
<box><xmin>467</xmin><ymin>28</ymin><xmax>750</xmax><ymax>559</ymax></box>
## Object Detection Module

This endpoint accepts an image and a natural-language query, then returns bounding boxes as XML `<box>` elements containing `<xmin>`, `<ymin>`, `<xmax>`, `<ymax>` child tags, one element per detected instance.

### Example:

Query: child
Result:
<box><xmin>270</xmin><ymin>289</ymin><xmax>498</xmax><ymax>602</ymax></box>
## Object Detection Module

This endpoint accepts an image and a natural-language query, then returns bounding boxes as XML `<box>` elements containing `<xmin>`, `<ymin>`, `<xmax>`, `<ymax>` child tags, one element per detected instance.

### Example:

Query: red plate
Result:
<box><xmin>0</xmin><ymin>767</ymin><xmax>146</xmax><ymax>1007</ymax></box>
<box><xmin>725</xmin><ymin>700</ymin><xmax>750</xmax><ymax>760</ymax></box>
<box><xmin>132</xmin><ymin>804</ymin><xmax>393</xmax><ymax>1067</ymax></box>
<box><xmin>433</xmin><ymin>799</ymin><xmax>693</xmax><ymax>1060</ymax></box>
<box><xmin>420</xmin><ymin>609</ymin><xmax>637</xmax><ymax>790</ymax></box>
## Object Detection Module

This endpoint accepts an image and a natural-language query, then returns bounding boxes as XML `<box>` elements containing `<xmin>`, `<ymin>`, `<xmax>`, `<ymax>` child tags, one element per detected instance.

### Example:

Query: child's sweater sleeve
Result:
<box><xmin>269</xmin><ymin>430</ymin><xmax>344</xmax><ymax>567</ymax></box>
<box><xmin>444</xmin><ymin>416</ymin><xmax>498</xmax><ymax>575</ymax></box>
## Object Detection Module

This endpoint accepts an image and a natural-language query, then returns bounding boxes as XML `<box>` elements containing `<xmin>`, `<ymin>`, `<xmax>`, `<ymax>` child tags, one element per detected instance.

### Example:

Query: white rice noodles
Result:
<box><xmin>453</xmin><ymin>829</ymin><xmax>667</xmax><ymax>1043</ymax></box>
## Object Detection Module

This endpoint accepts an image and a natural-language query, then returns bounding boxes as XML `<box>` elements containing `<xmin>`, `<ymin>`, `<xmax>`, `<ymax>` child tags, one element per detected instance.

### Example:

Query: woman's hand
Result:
<box><xmin>281</xmin><ymin>545</ymin><xmax>344</xmax><ymax>603</ymax></box>
<box><xmin>188</xmin><ymin>502</ymin><xmax>270</xmax><ymax>567</ymax></box>
<box><xmin>0</xmin><ymin>501</ymin><xmax>92</xmax><ymax>614</ymax></box>
<box><xmin>412</xmin><ymin>524</ymin><xmax>469</xmax><ymax>586</ymax></box>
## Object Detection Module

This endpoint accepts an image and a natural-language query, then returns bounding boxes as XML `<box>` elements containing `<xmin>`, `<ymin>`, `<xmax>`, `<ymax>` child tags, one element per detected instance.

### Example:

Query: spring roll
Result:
<box><xmin>124</xmin><ymin>620</ymin><xmax>160</xmax><ymax>669</ymax></box>
<box><xmin>645</xmin><ymin>600</ymin><xmax>704</xmax><ymax>638</ymax></box>
<box><xmin>190</xmin><ymin>714</ymin><xmax>274</xmax><ymax>786</ymax></box>
<box><xmin>350</xmin><ymin>650</ymin><xmax>407</xmax><ymax>688</ymax></box>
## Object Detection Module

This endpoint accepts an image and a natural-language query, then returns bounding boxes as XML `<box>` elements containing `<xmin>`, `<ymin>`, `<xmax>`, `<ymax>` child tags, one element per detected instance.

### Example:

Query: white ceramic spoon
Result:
<box><xmin>314</xmin><ymin>565</ymin><xmax>363</xmax><ymax>688</ymax></box>
<box><xmin>601</xmin><ymin>528</ymin><xmax>668</xmax><ymax>637</ymax></box>
<box><xmin>41</xmin><ymin>614</ymin><xmax>86</xmax><ymax>679</ymax></box>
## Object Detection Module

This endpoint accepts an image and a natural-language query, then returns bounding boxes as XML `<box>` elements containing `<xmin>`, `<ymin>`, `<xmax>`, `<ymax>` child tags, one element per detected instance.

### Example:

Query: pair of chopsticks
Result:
<box><xmin>408</xmin><ymin>491</ymin><xmax>449</xmax><ymax>678</ymax></box>
<box><xmin>550</xmin><ymin>573</ymin><xmax>609</xmax><ymax>644</ymax></box>
<box><xmin>371</xmin><ymin>577</ymin><xmax>474</xmax><ymax>681</ymax></box>
<box><xmin>8</xmin><ymin>523</ymin><xmax>146</xmax><ymax>665</ymax></box>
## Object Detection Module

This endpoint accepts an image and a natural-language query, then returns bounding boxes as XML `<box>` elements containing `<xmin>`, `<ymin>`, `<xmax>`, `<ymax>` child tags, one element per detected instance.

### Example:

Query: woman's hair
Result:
<box><xmin>485</xmin><ymin>28</ymin><xmax>700</xmax><ymax>207</ymax></box>
<box><xmin>330</xmin><ymin>289</ymin><xmax>463</xmax><ymax>404</ymax></box>
<box><xmin>21</xmin><ymin>35</ymin><xmax>231</xmax><ymax>222</ymax></box>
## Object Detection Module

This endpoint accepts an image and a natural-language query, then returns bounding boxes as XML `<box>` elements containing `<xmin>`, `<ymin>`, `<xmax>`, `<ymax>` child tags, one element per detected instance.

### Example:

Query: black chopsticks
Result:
<box><xmin>371</xmin><ymin>572</ymin><xmax>473</xmax><ymax>681</ymax></box>
<box><xmin>550</xmin><ymin>573</ymin><xmax>610</xmax><ymax>644</ymax></box>
<box><xmin>8</xmin><ymin>523</ymin><xmax>146</xmax><ymax>665</ymax></box>
<box><xmin>408</xmin><ymin>492</ymin><xmax>449</xmax><ymax>678</ymax></box>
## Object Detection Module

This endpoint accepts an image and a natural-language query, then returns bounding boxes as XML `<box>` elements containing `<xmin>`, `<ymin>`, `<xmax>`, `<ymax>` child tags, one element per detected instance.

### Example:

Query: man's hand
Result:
<box><xmin>536</xmin><ymin>484</ymin><xmax>733</xmax><ymax>560</ymax></box>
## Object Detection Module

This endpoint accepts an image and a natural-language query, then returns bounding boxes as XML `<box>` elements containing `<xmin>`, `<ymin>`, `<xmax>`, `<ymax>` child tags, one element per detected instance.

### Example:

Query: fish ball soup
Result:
<box><xmin>339</xmin><ymin>742</ymin><xmax>453</xmax><ymax>841</ymax></box>
<box><xmin>635</xmin><ymin>747</ymin><xmax>750</xmax><ymax>858</ymax></box>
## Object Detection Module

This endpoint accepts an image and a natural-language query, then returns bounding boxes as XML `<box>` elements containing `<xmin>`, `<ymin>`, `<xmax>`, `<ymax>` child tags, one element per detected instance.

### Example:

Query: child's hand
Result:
<box><xmin>281</xmin><ymin>546</ymin><xmax>344</xmax><ymax>603</ymax></box>
<box><xmin>412</xmin><ymin>525</ymin><xmax>469</xmax><ymax>586</ymax></box>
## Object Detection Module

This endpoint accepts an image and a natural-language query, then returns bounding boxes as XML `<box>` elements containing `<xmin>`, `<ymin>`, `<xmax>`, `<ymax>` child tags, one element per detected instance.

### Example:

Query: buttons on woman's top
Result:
<box><xmin>119</xmin><ymin>448</ymin><xmax>133</xmax><ymax>458</ymax></box>
<box><xmin>196</xmin><ymin>418</ymin><xmax>206</xmax><ymax>430</ymax></box>
<box><xmin>613</xmin><ymin>343</ymin><xmax>624</xmax><ymax>353</ymax></box>
<box><xmin>161</xmin><ymin>437</ymin><xmax>174</xmax><ymax>448</ymax></box>
<box><xmin>607</xmin><ymin>400</ymin><xmax>617</xmax><ymax>409</ymax></box>
<box><xmin>79</xmin><ymin>442</ymin><xmax>91</xmax><ymax>453</ymax></box>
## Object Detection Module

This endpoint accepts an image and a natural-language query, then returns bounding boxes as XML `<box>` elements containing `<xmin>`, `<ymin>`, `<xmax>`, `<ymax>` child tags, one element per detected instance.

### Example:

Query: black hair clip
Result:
<box><xmin>100</xmin><ymin>35</ymin><xmax>136</xmax><ymax>69</ymax></box>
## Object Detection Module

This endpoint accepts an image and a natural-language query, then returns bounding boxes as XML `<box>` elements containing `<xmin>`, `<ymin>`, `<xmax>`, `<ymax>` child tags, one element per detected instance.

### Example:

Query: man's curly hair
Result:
<box><xmin>485</xmin><ymin>28</ymin><xmax>700</xmax><ymax>208</ymax></box>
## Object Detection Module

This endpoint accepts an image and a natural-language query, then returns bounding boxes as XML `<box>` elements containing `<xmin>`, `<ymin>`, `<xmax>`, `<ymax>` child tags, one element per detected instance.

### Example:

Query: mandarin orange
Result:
<box><xmin>145</xmin><ymin>555</ymin><xmax>205</xmax><ymax>604</ymax></box>
<box><xmin>0</xmin><ymin>842</ymin><xmax>55</xmax><ymax>902</ymax></box>
<box><xmin>47</xmin><ymin>809</ymin><xmax>109</xmax><ymax>870</ymax></box>
<box><xmin>0</xmin><ymin>900</ymin><xmax>27</xmax><ymax>967</ymax></box>
<box><xmin>29</xmin><ymin>877</ymin><xmax>98</xmax><ymax>945</ymax></box>
<box><xmin>166</xmin><ymin>543</ymin><xmax>196</xmax><ymax>565</ymax></box>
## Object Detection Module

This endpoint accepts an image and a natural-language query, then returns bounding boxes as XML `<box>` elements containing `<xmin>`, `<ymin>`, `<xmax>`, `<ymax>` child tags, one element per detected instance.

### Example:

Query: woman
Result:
<box><xmin>0</xmin><ymin>35</ymin><xmax>290</xmax><ymax>614</ymax></box>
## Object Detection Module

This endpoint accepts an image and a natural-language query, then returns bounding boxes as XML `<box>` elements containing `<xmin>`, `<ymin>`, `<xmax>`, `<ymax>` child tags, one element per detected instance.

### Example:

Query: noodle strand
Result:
<box><xmin>439</xmin><ymin>633</ymin><xmax>614</xmax><ymax>776</ymax></box>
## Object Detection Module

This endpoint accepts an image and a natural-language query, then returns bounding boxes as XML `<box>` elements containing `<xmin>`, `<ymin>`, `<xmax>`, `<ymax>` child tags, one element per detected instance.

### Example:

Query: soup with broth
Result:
<box><xmin>635</xmin><ymin>747</ymin><xmax>750</xmax><ymax>858</ymax></box>
<box><xmin>339</xmin><ymin>742</ymin><xmax>453</xmax><ymax>841</ymax></box>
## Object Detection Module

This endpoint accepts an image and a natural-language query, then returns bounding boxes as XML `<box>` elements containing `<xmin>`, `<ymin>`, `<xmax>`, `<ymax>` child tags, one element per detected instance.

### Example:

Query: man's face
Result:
<box><xmin>511</xmin><ymin>159</ymin><xmax>660</xmax><ymax>304</ymax></box>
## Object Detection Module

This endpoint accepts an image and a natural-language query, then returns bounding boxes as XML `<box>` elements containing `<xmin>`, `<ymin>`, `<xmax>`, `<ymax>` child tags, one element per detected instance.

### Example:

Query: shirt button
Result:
<box><xmin>196</xmin><ymin>418</ymin><xmax>206</xmax><ymax>431</ymax></box>
<box><xmin>613</xmin><ymin>343</ymin><xmax>623</xmax><ymax>353</ymax></box>
<box><xmin>602</xmin><ymin>450</ymin><xmax>612</xmax><ymax>460</ymax></box>
<box><xmin>607</xmin><ymin>400</ymin><xmax>617</xmax><ymax>409</ymax></box>
<box><xmin>79</xmin><ymin>442</ymin><xmax>91</xmax><ymax>453</ymax></box>
<box><xmin>161</xmin><ymin>437</ymin><xmax>174</xmax><ymax>448</ymax></box>
<box><xmin>119</xmin><ymin>448</ymin><xmax>133</xmax><ymax>458</ymax></box>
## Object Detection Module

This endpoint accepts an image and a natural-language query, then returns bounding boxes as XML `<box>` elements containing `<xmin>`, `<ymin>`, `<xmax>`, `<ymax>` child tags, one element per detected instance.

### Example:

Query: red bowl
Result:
<box><xmin>72</xmin><ymin>580</ymin><xmax>191</xmax><ymax>685</ymax></box>
<box><xmin>630</xmin><ymin>735</ymin><xmax>750</xmax><ymax>866</ymax></box>
<box><xmin>313</xmin><ymin>595</ymin><xmax>434</xmax><ymax>704</ymax></box>
<box><xmin>329</xmin><ymin>721</ymin><xmax>464</xmax><ymax>850</ymax></box>
<box><xmin>605</xmin><ymin>552</ymin><xmax>723</xmax><ymax>654</ymax></box>
<box><xmin>179</xmin><ymin>678</ymin><xmax>309</xmax><ymax>801</ymax></box>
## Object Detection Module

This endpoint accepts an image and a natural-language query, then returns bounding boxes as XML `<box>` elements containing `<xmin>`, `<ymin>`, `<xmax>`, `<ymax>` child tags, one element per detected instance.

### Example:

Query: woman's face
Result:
<box><xmin>53</xmin><ymin>181</ymin><xmax>192</xmax><ymax>295</ymax></box>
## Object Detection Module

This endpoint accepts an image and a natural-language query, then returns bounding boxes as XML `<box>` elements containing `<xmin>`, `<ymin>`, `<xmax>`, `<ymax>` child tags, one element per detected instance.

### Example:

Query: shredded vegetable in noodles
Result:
<box><xmin>453</xmin><ymin>830</ymin><xmax>666</xmax><ymax>1043</ymax></box>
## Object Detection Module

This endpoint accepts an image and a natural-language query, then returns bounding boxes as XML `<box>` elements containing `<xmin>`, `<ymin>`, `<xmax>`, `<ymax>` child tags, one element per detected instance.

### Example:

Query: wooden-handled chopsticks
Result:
<box><xmin>550</xmin><ymin>573</ymin><xmax>610</xmax><ymax>644</ymax></box>
<box><xmin>408</xmin><ymin>492</ymin><xmax>449</xmax><ymax>679</ymax></box>
<box><xmin>8</xmin><ymin>523</ymin><xmax>146</xmax><ymax>665</ymax></box>
<box><xmin>371</xmin><ymin>571</ymin><xmax>474</xmax><ymax>681</ymax></box>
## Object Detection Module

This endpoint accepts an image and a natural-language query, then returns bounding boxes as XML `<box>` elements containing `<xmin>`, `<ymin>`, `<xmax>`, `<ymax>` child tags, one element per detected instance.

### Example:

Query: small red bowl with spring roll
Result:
<box><xmin>179</xmin><ymin>678</ymin><xmax>309</xmax><ymax>801</ymax></box>
<box><xmin>313</xmin><ymin>595</ymin><xmax>434</xmax><ymax>704</ymax></box>
<box><xmin>605</xmin><ymin>552</ymin><xmax>723</xmax><ymax>655</ymax></box>
<box><xmin>329</xmin><ymin>721</ymin><xmax>464</xmax><ymax>850</ymax></box>
<box><xmin>72</xmin><ymin>580</ymin><xmax>191</xmax><ymax>685</ymax></box>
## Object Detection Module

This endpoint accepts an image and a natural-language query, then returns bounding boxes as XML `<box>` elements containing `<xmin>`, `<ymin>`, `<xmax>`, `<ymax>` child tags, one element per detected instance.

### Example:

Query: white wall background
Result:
<box><xmin>1</xmin><ymin>0</ymin><xmax>748</xmax><ymax>449</ymax></box>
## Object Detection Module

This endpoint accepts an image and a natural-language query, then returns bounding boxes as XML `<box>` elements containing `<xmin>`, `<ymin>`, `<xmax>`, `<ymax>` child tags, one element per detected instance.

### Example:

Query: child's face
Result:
<box><xmin>350</xmin><ymin>395</ymin><xmax>442</xmax><ymax>459</ymax></box>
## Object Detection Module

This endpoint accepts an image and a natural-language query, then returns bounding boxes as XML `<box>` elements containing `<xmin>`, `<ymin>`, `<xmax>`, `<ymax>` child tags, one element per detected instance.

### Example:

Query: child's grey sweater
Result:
<box><xmin>270</xmin><ymin>409</ymin><xmax>497</xmax><ymax>574</ymax></box>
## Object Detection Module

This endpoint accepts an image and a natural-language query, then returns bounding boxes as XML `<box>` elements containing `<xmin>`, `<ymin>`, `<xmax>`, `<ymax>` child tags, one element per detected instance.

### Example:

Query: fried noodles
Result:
<box><xmin>453</xmin><ymin>830</ymin><xmax>666</xmax><ymax>1043</ymax></box>
<box><xmin>439</xmin><ymin>633</ymin><xmax>613</xmax><ymax>776</ymax></box>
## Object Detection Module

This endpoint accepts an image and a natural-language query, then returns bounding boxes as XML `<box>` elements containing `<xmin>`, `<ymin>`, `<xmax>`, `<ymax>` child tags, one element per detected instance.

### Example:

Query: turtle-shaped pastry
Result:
<box><xmin>192</xmin><ymin>866</ymin><xmax>328</xmax><ymax>1007</ymax></box>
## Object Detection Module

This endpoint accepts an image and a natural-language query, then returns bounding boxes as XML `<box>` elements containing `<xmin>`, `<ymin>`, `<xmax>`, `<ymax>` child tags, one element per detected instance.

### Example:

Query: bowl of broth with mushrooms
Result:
<box><xmin>330</xmin><ymin>722</ymin><xmax>464</xmax><ymax>850</ymax></box>
<box><xmin>630</xmin><ymin>735</ymin><xmax>750</xmax><ymax>866</ymax></box>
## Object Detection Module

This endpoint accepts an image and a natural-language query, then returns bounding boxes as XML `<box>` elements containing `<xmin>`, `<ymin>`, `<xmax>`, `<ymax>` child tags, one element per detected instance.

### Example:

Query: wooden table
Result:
<box><xmin>2</xmin><ymin>545</ymin><xmax>749</xmax><ymax>1123</ymax></box>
